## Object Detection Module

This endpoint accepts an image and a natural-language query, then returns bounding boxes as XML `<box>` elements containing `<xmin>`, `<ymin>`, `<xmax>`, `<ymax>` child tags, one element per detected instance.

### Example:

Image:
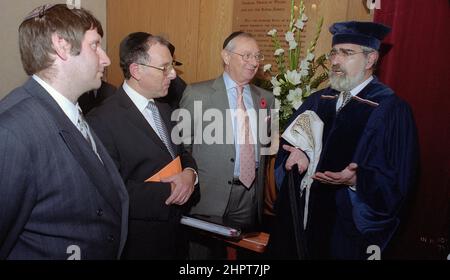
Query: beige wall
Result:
<box><xmin>0</xmin><ymin>0</ymin><xmax>107</xmax><ymax>99</ymax></box>
<box><xmin>0</xmin><ymin>0</ymin><xmax>372</xmax><ymax>97</ymax></box>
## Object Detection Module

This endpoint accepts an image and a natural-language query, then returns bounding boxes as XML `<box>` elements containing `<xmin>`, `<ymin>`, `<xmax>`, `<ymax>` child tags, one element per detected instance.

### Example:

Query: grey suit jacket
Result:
<box><xmin>179</xmin><ymin>75</ymin><xmax>275</xmax><ymax>223</ymax></box>
<box><xmin>0</xmin><ymin>78</ymin><xmax>129</xmax><ymax>260</ymax></box>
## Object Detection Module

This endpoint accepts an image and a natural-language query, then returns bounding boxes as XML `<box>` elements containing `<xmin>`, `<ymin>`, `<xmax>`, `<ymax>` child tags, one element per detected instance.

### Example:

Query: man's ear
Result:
<box><xmin>51</xmin><ymin>33</ymin><xmax>71</xmax><ymax>60</ymax></box>
<box><xmin>221</xmin><ymin>50</ymin><xmax>230</xmax><ymax>66</ymax></box>
<box><xmin>129</xmin><ymin>63</ymin><xmax>141</xmax><ymax>81</ymax></box>
<box><xmin>365</xmin><ymin>51</ymin><xmax>379</xmax><ymax>70</ymax></box>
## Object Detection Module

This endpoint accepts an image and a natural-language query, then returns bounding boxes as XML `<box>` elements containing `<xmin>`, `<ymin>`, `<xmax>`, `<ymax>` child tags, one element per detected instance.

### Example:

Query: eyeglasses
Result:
<box><xmin>227</xmin><ymin>50</ymin><xmax>264</xmax><ymax>62</ymax></box>
<box><xmin>136</xmin><ymin>61</ymin><xmax>175</xmax><ymax>75</ymax></box>
<box><xmin>327</xmin><ymin>48</ymin><xmax>371</xmax><ymax>60</ymax></box>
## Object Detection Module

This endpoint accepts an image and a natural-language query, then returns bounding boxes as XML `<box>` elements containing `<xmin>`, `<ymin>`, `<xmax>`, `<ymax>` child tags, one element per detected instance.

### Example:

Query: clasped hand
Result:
<box><xmin>161</xmin><ymin>169</ymin><xmax>196</xmax><ymax>205</ymax></box>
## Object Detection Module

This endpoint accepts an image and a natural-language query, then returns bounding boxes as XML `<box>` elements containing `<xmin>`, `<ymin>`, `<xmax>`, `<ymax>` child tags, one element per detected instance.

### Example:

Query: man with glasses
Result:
<box><xmin>0</xmin><ymin>4</ymin><xmax>129</xmax><ymax>259</ymax></box>
<box><xmin>179</xmin><ymin>31</ymin><xmax>274</xmax><ymax>259</ymax></box>
<box><xmin>87</xmin><ymin>32</ymin><xmax>198</xmax><ymax>259</ymax></box>
<box><xmin>270</xmin><ymin>21</ymin><xmax>419</xmax><ymax>259</ymax></box>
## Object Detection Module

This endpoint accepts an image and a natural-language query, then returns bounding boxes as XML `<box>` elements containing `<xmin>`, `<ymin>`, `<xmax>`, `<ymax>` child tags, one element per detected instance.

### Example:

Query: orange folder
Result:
<box><xmin>145</xmin><ymin>156</ymin><xmax>182</xmax><ymax>182</ymax></box>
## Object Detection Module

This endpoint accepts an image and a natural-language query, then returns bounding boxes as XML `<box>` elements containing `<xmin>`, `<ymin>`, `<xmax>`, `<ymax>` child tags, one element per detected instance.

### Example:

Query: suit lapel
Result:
<box><xmin>24</xmin><ymin>78</ymin><xmax>123</xmax><ymax>215</ymax></box>
<box><xmin>211</xmin><ymin>77</ymin><xmax>236</xmax><ymax>155</ymax></box>
<box><xmin>117</xmin><ymin>88</ymin><xmax>173</xmax><ymax>158</ymax></box>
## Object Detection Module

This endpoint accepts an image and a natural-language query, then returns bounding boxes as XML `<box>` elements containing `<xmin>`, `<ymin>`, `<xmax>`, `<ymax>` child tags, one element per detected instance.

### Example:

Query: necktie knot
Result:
<box><xmin>337</xmin><ymin>91</ymin><xmax>352</xmax><ymax>112</ymax></box>
<box><xmin>236</xmin><ymin>85</ymin><xmax>244</xmax><ymax>95</ymax></box>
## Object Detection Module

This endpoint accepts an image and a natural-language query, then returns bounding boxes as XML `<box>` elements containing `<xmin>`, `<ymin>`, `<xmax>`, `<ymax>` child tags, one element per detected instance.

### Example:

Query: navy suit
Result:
<box><xmin>0</xmin><ymin>78</ymin><xmax>129</xmax><ymax>260</ymax></box>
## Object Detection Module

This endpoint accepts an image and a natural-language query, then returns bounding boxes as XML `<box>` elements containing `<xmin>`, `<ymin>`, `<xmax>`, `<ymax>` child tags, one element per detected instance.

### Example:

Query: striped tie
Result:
<box><xmin>77</xmin><ymin>107</ymin><xmax>102</xmax><ymax>162</ymax></box>
<box><xmin>146</xmin><ymin>101</ymin><xmax>176</xmax><ymax>159</ymax></box>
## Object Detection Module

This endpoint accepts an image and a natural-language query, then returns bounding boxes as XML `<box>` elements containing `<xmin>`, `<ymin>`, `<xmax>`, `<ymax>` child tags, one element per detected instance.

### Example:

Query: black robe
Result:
<box><xmin>267</xmin><ymin>77</ymin><xmax>419</xmax><ymax>259</ymax></box>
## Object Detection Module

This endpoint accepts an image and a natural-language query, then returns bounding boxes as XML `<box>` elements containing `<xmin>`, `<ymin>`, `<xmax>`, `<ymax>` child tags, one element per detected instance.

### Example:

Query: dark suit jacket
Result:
<box><xmin>87</xmin><ymin>86</ymin><xmax>197</xmax><ymax>259</ymax></box>
<box><xmin>0</xmin><ymin>78</ymin><xmax>129</xmax><ymax>260</ymax></box>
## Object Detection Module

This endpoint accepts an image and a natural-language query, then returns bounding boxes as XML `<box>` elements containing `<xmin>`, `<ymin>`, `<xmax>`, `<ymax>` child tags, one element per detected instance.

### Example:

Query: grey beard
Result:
<box><xmin>329</xmin><ymin>70</ymin><xmax>366</xmax><ymax>92</ymax></box>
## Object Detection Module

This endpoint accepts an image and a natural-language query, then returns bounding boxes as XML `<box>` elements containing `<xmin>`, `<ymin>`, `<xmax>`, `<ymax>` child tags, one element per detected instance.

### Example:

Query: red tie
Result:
<box><xmin>236</xmin><ymin>85</ymin><xmax>255</xmax><ymax>188</ymax></box>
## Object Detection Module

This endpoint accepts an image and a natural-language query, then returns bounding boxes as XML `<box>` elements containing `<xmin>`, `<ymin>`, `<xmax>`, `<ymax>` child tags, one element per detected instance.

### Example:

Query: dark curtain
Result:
<box><xmin>374</xmin><ymin>0</ymin><xmax>450</xmax><ymax>259</ymax></box>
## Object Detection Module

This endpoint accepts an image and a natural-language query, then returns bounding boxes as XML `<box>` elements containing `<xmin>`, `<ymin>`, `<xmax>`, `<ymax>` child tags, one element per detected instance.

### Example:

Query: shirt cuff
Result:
<box><xmin>184</xmin><ymin>167</ymin><xmax>198</xmax><ymax>185</ymax></box>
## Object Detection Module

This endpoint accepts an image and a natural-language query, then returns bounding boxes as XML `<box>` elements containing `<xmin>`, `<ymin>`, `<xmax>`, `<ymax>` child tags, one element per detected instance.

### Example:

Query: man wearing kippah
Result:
<box><xmin>270</xmin><ymin>21</ymin><xmax>419</xmax><ymax>259</ymax></box>
<box><xmin>179</xmin><ymin>31</ymin><xmax>275</xmax><ymax>259</ymax></box>
<box><xmin>0</xmin><ymin>4</ymin><xmax>129</xmax><ymax>259</ymax></box>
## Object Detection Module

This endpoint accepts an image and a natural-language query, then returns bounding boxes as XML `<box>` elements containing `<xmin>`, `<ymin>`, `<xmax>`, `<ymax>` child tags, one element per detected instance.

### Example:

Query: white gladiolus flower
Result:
<box><xmin>263</xmin><ymin>64</ymin><xmax>272</xmax><ymax>72</ymax></box>
<box><xmin>306</xmin><ymin>52</ymin><xmax>315</xmax><ymax>61</ymax></box>
<box><xmin>287</xmin><ymin>88</ymin><xmax>302</xmax><ymax>100</ymax></box>
<box><xmin>285</xmin><ymin>70</ymin><xmax>301</xmax><ymax>85</ymax></box>
<box><xmin>273</xmin><ymin>86</ymin><xmax>281</xmax><ymax>96</ymax></box>
<box><xmin>275</xmin><ymin>99</ymin><xmax>281</xmax><ymax>110</ymax></box>
<box><xmin>292</xmin><ymin>99</ymin><xmax>303</xmax><ymax>110</ymax></box>
<box><xmin>289</xmin><ymin>40</ymin><xmax>298</xmax><ymax>50</ymax></box>
<box><xmin>285</xmin><ymin>70</ymin><xmax>301</xmax><ymax>86</ymax></box>
<box><xmin>285</xmin><ymin>31</ymin><xmax>295</xmax><ymax>42</ymax></box>
<box><xmin>287</xmin><ymin>88</ymin><xmax>303</xmax><ymax>110</ymax></box>
<box><xmin>299</xmin><ymin>68</ymin><xmax>309</xmax><ymax>77</ymax></box>
<box><xmin>271</xmin><ymin>76</ymin><xmax>281</xmax><ymax>87</ymax></box>
<box><xmin>274</xmin><ymin>48</ymin><xmax>284</xmax><ymax>56</ymax></box>
<box><xmin>267</xmin><ymin>29</ymin><xmax>277</xmax><ymax>36</ymax></box>
<box><xmin>294</xmin><ymin>19</ymin><xmax>305</xmax><ymax>30</ymax></box>
<box><xmin>302</xmin><ymin>14</ymin><xmax>308</xmax><ymax>22</ymax></box>
<box><xmin>300</xmin><ymin>58</ymin><xmax>309</xmax><ymax>70</ymax></box>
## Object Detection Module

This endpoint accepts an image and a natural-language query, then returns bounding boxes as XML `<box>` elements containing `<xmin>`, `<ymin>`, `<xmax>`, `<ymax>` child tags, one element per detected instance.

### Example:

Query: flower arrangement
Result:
<box><xmin>263</xmin><ymin>0</ymin><xmax>329</xmax><ymax>129</ymax></box>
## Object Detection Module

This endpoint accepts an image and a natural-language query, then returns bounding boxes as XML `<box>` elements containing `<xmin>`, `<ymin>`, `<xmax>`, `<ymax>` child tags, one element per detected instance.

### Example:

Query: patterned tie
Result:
<box><xmin>77</xmin><ymin>107</ymin><xmax>102</xmax><ymax>161</ymax></box>
<box><xmin>236</xmin><ymin>85</ymin><xmax>256</xmax><ymax>188</ymax></box>
<box><xmin>146</xmin><ymin>101</ymin><xmax>176</xmax><ymax>159</ymax></box>
<box><xmin>337</xmin><ymin>91</ymin><xmax>352</xmax><ymax>112</ymax></box>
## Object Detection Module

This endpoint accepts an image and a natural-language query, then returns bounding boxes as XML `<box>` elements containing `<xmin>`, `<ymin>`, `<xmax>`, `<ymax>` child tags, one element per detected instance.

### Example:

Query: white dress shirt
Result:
<box><xmin>32</xmin><ymin>74</ymin><xmax>82</xmax><ymax>126</ymax></box>
<box><xmin>223</xmin><ymin>72</ymin><xmax>259</xmax><ymax>177</ymax></box>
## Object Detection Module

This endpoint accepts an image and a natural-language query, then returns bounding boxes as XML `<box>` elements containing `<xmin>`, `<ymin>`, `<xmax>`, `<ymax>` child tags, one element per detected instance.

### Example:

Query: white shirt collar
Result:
<box><xmin>122</xmin><ymin>81</ymin><xmax>154</xmax><ymax>112</ymax></box>
<box><xmin>32</xmin><ymin>74</ymin><xmax>80</xmax><ymax>126</ymax></box>
<box><xmin>348</xmin><ymin>76</ymin><xmax>374</xmax><ymax>97</ymax></box>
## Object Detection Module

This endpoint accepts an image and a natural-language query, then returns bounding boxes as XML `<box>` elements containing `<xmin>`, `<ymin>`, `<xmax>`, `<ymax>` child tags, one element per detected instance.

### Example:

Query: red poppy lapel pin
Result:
<box><xmin>260</xmin><ymin>97</ymin><xmax>267</xmax><ymax>109</ymax></box>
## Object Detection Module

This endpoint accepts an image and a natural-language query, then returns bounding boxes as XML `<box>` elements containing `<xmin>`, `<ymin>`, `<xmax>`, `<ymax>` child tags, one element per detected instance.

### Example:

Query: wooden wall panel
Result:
<box><xmin>196</xmin><ymin>0</ymin><xmax>234</xmax><ymax>82</ymax></box>
<box><xmin>106</xmin><ymin>0</ymin><xmax>201</xmax><ymax>86</ymax></box>
<box><xmin>106</xmin><ymin>0</ymin><xmax>371</xmax><ymax>86</ymax></box>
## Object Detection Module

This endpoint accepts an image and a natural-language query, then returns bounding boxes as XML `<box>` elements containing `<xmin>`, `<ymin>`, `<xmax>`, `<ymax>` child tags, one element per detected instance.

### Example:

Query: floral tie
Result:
<box><xmin>236</xmin><ymin>85</ymin><xmax>255</xmax><ymax>188</ymax></box>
